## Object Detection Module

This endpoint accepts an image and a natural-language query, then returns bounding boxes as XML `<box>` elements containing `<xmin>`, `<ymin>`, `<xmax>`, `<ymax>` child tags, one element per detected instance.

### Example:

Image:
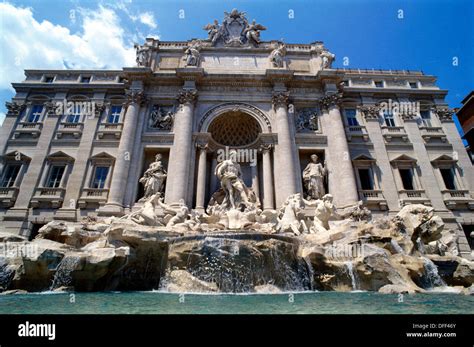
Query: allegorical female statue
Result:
<box><xmin>302</xmin><ymin>154</ymin><xmax>327</xmax><ymax>200</ymax></box>
<box><xmin>139</xmin><ymin>154</ymin><xmax>167</xmax><ymax>201</ymax></box>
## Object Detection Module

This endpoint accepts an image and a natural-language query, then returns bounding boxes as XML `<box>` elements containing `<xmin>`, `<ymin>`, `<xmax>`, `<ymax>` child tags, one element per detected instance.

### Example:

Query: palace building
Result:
<box><xmin>0</xmin><ymin>10</ymin><xmax>472</xmax><ymax>257</ymax></box>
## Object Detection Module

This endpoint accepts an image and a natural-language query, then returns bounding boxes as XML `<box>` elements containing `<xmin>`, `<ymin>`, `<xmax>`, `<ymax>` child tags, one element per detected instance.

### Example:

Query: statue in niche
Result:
<box><xmin>207</xmin><ymin>149</ymin><xmax>258</xmax><ymax>213</ymax></box>
<box><xmin>302</xmin><ymin>154</ymin><xmax>327</xmax><ymax>200</ymax></box>
<box><xmin>270</xmin><ymin>43</ymin><xmax>286</xmax><ymax>68</ymax></box>
<box><xmin>320</xmin><ymin>50</ymin><xmax>335</xmax><ymax>69</ymax></box>
<box><xmin>135</xmin><ymin>43</ymin><xmax>151</xmax><ymax>67</ymax></box>
<box><xmin>149</xmin><ymin>105</ymin><xmax>174</xmax><ymax>130</ymax></box>
<box><xmin>139</xmin><ymin>154</ymin><xmax>167</xmax><ymax>202</ymax></box>
<box><xmin>295</xmin><ymin>108</ymin><xmax>318</xmax><ymax>132</ymax></box>
<box><xmin>184</xmin><ymin>42</ymin><xmax>201</xmax><ymax>66</ymax></box>
<box><xmin>244</xmin><ymin>20</ymin><xmax>266</xmax><ymax>46</ymax></box>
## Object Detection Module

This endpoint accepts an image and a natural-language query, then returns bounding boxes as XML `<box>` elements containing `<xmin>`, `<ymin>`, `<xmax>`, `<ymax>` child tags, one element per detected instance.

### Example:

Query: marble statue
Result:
<box><xmin>310</xmin><ymin>194</ymin><xmax>338</xmax><ymax>233</ymax></box>
<box><xmin>149</xmin><ymin>106</ymin><xmax>174</xmax><ymax>130</ymax></box>
<box><xmin>276</xmin><ymin>193</ymin><xmax>307</xmax><ymax>235</ymax></box>
<box><xmin>126</xmin><ymin>193</ymin><xmax>162</xmax><ymax>226</ymax></box>
<box><xmin>244</xmin><ymin>20</ymin><xmax>266</xmax><ymax>46</ymax></box>
<box><xmin>135</xmin><ymin>44</ymin><xmax>151</xmax><ymax>67</ymax></box>
<box><xmin>320</xmin><ymin>50</ymin><xmax>335</xmax><ymax>69</ymax></box>
<box><xmin>302</xmin><ymin>154</ymin><xmax>327</xmax><ymax>200</ymax></box>
<box><xmin>139</xmin><ymin>154</ymin><xmax>167</xmax><ymax>201</ymax></box>
<box><xmin>184</xmin><ymin>42</ymin><xmax>201</xmax><ymax>66</ymax></box>
<box><xmin>212</xmin><ymin>150</ymin><xmax>257</xmax><ymax>211</ymax></box>
<box><xmin>157</xmin><ymin>198</ymin><xmax>190</xmax><ymax>228</ymax></box>
<box><xmin>203</xmin><ymin>20</ymin><xmax>222</xmax><ymax>45</ymax></box>
<box><xmin>270</xmin><ymin>43</ymin><xmax>286</xmax><ymax>68</ymax></box>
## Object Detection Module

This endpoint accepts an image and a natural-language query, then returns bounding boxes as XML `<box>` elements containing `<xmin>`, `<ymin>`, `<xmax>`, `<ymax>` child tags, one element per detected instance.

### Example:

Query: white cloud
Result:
<box><xmin>0</xmin><ymin>2</ymin><xmax>137</xmax><ymax>90</ymax></box>
<box><xmin>138</xmin><ymin>12</ymin><xmax>157</xmax><ymax>29</ymax></box>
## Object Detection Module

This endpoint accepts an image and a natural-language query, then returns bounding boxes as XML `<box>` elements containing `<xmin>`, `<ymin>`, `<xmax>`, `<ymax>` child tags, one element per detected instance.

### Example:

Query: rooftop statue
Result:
<box><xmin>203</xmin><ymin>9</ymin><xmax>266</xmax><ymax>47</ymax></box>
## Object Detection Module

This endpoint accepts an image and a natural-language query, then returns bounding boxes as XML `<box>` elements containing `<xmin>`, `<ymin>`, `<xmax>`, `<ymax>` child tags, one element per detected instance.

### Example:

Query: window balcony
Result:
<box><xmin>30</xmin><ymin>187</ymin><xmax>65</xmax><ymax>208</ymax></box>
<box><xmin>381</xmin><ymin>126</ymin><xmax>409</xmax><ymax>142</ymax></box>
<box><xmin>56</xmin><ymin>122</ymin><xmax>84</xmax><ymax>139</ymax></box>
<box><xmin>12</xmin><ymin>122</ymin><xmax>43</xmax><ymax>140</ymax></box>
<box><xmin>97</xmin><ymin>123</ymin><xmax>123</xmax><ymax>140</ymax></box>
<box><xmin>419</xmin><ymin>126</ymin><xmax>447</xmax><ymax>143</ymax></box>
<box><xmin>398</xmin><ymin>189</ymin><xmax>430</xmax><ymax>206</ymax></box>
<box><xmin>441</xmin><ymin>189</ymin><xmax>474</xmax><ymax>210</ymax></box>
<box><xmin>77</xmin><ymin>188</ymin><xmax>109</xmax><ymax>208</ymax></box>
<box><xmin>358</xmin><ymin>189</ymin><xmax>387</xmax><ymax>210</ymax></box>
<box><xmin>0</xmin><ymin>187</ymin><xmax>19</xmax><ymax>207</ymax></box>
<box><xmin>345</xmin><ymin>125</ymin><xmax>369</xmax><ymax>142</ymax></box>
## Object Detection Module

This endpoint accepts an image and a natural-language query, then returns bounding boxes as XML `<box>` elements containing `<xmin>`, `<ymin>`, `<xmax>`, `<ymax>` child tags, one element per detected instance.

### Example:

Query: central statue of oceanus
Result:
<box><xmin>207</xmin><ymin>149</ymin><xmax>259</xmax><ymax>214</ymax></box>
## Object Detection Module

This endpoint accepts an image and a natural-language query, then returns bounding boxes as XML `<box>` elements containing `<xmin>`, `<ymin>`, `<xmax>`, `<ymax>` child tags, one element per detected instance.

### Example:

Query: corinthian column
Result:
<box><xmin>164</xmin><ymin>89</ymin><xmax>198</xmax><ymax>205</ymax></box>
<box><xmin>261</xmin><ymin>144</ymin><xmax>275</xmax><ymax>210</ymax></box>
<box><xmin>319</xmin><ymin>93</ymin><xmax>358</xmax><ymax>207</ymax></box>
<box><xmin>272</xmin><ymin>91</ymin><xmax>299</xmax><ymax>206</ymax></box>
<box><xmin>195</xmin><ymin>144</ymin><xmax>208</xmax><ymax>211</ymax></box>
<box><xmin>102</xmin><ymin>90</ymin><xmax>144</xmax><ymax>215</ymax></box>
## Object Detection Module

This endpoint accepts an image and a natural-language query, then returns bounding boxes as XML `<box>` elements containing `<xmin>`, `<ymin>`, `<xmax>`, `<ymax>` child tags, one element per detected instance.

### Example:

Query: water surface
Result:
<box><xmin>0</xmin><ymin>292</ymin><xmax>472</xmax><ymax>314</ymax></box>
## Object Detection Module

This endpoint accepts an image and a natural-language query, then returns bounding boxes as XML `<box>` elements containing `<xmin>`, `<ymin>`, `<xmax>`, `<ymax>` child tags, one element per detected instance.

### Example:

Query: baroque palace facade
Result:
<box><xmin>0</xmin><ymin>10</ymin><xmax>473</xmax><ymax>257</ymax></box>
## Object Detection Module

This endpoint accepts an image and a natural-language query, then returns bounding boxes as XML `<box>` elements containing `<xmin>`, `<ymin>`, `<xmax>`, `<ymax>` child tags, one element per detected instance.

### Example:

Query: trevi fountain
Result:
<box><xmin>0</xmin><ymin>151</ymin><xmax>472</xmax><ymax>313</ymax></box>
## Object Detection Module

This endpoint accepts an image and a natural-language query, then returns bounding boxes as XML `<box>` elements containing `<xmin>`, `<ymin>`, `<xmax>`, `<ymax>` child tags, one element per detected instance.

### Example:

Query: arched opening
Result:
<box><xmin>208</xmin><ymin>111</ymin><xmax>262</xmax><ymax>147</ymax></box>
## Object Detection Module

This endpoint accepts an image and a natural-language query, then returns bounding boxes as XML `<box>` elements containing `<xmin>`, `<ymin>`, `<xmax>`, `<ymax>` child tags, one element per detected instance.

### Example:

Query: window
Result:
<box><xmin>440</xmin><ymin>168</ymin><xmax>457</xmax><ymax>190</ymax></box>
<box><xmin>374</xmin><ymin>81</ymin><xmax>384</xmax><ymax>88</ymax></box>
<box><xmin>91</xmin><ymin>166</ymin><xmax>109</xmax><ymax>189</ymax></box>
<box><xmin>28</xmin><ymin>105</ymin><xmax>43</xmax><ymax>123</ymax></box>
<box><xmin>383</xmin><ymin>111</ymin><xmax>396</xmax><ymax>127</ymax></box>
<box><xmin>358</xmin><ymin>168</ymin><xmax>374</xmax><ymax>190</ymax></box>
<box><xmin>108</xmin><ymin>106</ymin><xmax>122</xmax><ymax>123</ymax></box>
<box><xmin>80</xmin><ymin>76</ymin><xmax>91</xmax><ymax>83</ymax></box>
<box><xmin>399</xmin><ymin>169</ymin><xmax>414</xmax><ymax>190</ymax></box>
<box><xmin>44</xmin><ymin>76</ymin><xmax>54</xmax><ymax>83</ymax></box>
<box><xmin>342</xmin><ymin>80</ymin><xmax>349</xmax><ymax>87</ymax></box>
<box><xmin>66</xmin><ymin>105</ymin><xmax>81</xmax><ymax>123</ymax></box>
<box><xmin>46</xmin><ymin>165</ymin><xmax>66</xmax><ymax>188</ymax></box>
<box><xmin>1</xmin><ymin>164</ymin><xmax>21</xmax><ymax>187</ymax></box>
<box><xmin>409</xmin><ymin>82</ymin><xmax>418</xmax><ymax>89</ymax></box>
<box><xmin>420</xmin><ymin>110</ymin><xmax>432</xmax><ymax>127</ymax></box>
<box><xmin>345</xmin><ymin>109</ymin><xmax>359</xmax><ymax>126</ymax></box>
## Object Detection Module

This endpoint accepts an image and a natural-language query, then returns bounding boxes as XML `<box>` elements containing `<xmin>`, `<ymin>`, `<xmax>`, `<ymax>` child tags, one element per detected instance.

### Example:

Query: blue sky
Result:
<box><xmin>0</xmin><ymin>0</ymin><xmax>473</xmax><ymax>137</ymax></box>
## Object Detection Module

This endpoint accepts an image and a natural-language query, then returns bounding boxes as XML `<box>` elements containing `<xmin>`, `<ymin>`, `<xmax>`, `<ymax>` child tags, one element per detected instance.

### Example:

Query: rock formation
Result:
<box><xmin>0</xmin><ymin>197</ymin><xmax>472</xmax><ymax>294</ymax></box>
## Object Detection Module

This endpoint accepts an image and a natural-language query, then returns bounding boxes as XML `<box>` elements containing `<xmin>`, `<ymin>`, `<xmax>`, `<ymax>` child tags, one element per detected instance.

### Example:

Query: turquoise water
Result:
<box><xmin>0</xmin><ymin>292</ymin><xmax>473</xmax><ymax>314</ymax></box>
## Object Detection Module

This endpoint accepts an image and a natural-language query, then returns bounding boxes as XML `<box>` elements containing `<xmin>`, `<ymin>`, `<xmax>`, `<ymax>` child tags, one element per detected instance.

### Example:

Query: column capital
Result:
<box><xmin>5</xmin><ymin>101</ymin><xmax>26</xmax><ymax>117</ymax></box>
<box><xmin>43</xmin><ymin>101</ymin><xmax>62</xmax><ymax>117</ymax></box>
<box><xmin>318</xmin><ymin>92</ymin><xmax>343</xmax><ymax>111</ymax></box>
<box><xmin>357</xmin><ymin>104</ymin><xmax>381</xmax><ymax>121</ymax></box>
<box><xmin>177</xmin><ymin>88</ymin><xmax>198</xmax><ymax>105</ymax></box>
<box><xmin>259</xmin><ymin>143</ymin><xmax>274</xmax><ymax>153</ymax></box>
<box><xmin>272</xmin><ymin>91</ymin><xmax>290</xmax><ymax>108</ymax></box>
<box><xmin>195</xmin><ymin>142</ymin><xmax>209</xmax><ymax>151</ymax></box>
<box><xmin>433</xmin><ymin>106</ymin><xmax>455</xmax><ymax>123</ymax></box>
<box><xmin>93</xmin><ymin>102</ymin><xmax>108</xmax><ymax>118</ymax></box>
<box><xmin>125</xmin><ymin>89</ymin><xmax>146</xmax><ymax>106</ymax></box>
